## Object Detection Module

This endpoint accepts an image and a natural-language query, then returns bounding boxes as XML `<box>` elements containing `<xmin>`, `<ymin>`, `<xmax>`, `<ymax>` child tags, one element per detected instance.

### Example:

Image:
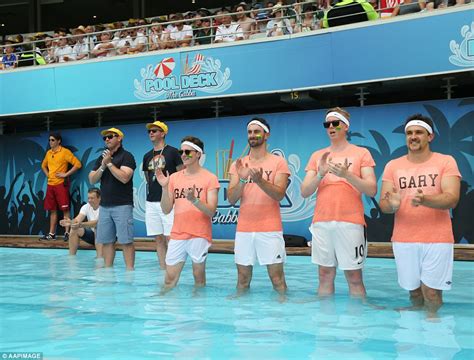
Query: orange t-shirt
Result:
<box><xmin>229</xmin><ymin>154</ymin><xmax>290</xmax><ymax>232</ymax></box>
<box><xmin>41</xmin><ymin>146</ymin><xmax>82</xmax><ymax>185</ymax></box>
<box><xmin>168</xmin><ymin>168</ymin><xmax>220</xmax><ymax>242</ymax></box>
<box><xmin>382</xmin><ymin>152</ymin><xmax>461</xmax><ymax>243</ymax></box>
<box><xmin>305</xmin><ymin>144</ymin><xmax>375</xmax><ymax>225</ymax></box>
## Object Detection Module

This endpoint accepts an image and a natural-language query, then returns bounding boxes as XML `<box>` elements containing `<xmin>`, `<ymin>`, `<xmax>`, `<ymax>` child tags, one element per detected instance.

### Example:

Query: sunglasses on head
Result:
<box><xmin>323</xmin><ymin>120</ymin><xmax>341</xmax><ymax>129</ymax></box>
<box><xmin>178</xmin><ymin>149</ymin><xmax>196</xmax><ymax>156</ymax></box>
<box><xmin>148</xmin><ymin>128</ymin><xmax>162</xmax><ymax>134</ymax></box>
<box><xmin>102</xmin><ymin>134</ymin><xmax>118</xmax><ymax>141</ymax></box>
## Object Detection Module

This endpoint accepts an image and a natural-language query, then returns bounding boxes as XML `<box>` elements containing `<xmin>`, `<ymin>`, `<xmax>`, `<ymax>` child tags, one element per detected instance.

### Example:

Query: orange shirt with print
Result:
<box><xmin>168</xmin><ymin>168</ymin><xmax>220</xmax><ymax>243</ymax></box>
<box><xmin>41</xmin><ymin>146</ymin><xmax>82</xmax><ymax>186</ymax></box>
<box><xmin>229</xmin><ymin>154</ymin><xmax>290</xmax><ymax>232</ymax></box>
<box><xmin>305</xmin><ymin>144</ymin><xmax>375</xmax><ymax>226</ymax></box>
<box><xmin>382</xmin><ymin>152</ymin><xmax>461</xmax><ymax>244</ymax></box>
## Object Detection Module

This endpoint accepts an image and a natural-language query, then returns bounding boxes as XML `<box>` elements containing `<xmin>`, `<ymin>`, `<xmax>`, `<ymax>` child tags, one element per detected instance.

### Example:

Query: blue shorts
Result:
<box><xmin>96</xmin><ymin>205</ymin><xmax>134</xmax><ymax>245</ymax></box>
<box><xmin>81</xmin><ymin>228</ymin><xmax>95</xmax><ymax>245</ymax></box>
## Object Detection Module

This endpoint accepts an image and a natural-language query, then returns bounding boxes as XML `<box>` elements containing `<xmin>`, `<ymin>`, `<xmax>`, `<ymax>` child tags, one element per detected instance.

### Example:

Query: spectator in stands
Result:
<box><xmin>17</xmin><ymin>41</ymin><xmax>46</xmax><ymax>67</ymax></box>
<box><xmin>194</xmin><ymin>14</ymin><xmax>214</xmax><ymax>45</ymax></box>
<box><xmin>253</xmin><ymin>6</ymin><xmax>271</xmax><ymax>33</ymax></box>
<box><xmin>169</xmin><ymin>13</ymin><xmax>193</xmax><ymax>48</ymax></box>
<box><xmin>391</xmin><ymin>0</ymin><xmax>426</xmax><ymax>16</ymax></box>
<box><xmin>91</xmin><ymin>31</ymin><xmax>116</xmax><ymax>58</ymax></box>
<box><xmin>127</xmin><ymin>25</ymin><xmax>148</xmax><ymax>54</ymax></box>
<box><xmin>149</xmin><ymin>19</ymin><xmax>171</xmax><ymax>50</ymax></box>
<box><xmin>113</xmin><ymin>21</ymin><xmax>124</xmax><ymax>39</ymax></box>
<box><xmin>54</xmin><ymin>35</ymin><xmax>76</xmax><ymax>63</ymax></box>
<box><xmin>296</xmin><ymin>4</ymin><xmax>323</xmax><ymax>32</ymax></box>
<box><xmin>84</xmin><ymin>25</ymin><xmax>97</xmax><ymax>50</ymax></box>
<box><xmin>1</xmin><ymin>40</ymin><xmax>18</xmax><ymax>69</ymax></box>
<box><xmin>72</xmin><ymin>27</ymin><xmax>90</xmax><ymax>60</ymax></box>
<box><xmin>235</xmin><ymin>3</ymin><xmax>257</xmax><ymax>39</ymax></box>
<box><xmin>42</xmin><ymin>36</ymin><xmax>56</xmax><ymax>64</ymax></box>
<box><xmin>113</xmin><ymin>29</ymin><xmax>133</xmax><ymax>55</ymax></box>
<box><xmin>266</xmin><ymin>4</ymin><xmax>293</xmax><ymax>37</ymax></box>
<box><xmin>215</xmin><ymin>9</ymin><xmax>244</xmax><ymax>43</ymax></box>
<box><xmin>322</xmin><ymin>0</ymin><xmax>378</xmax><ymax>28</ymax></box>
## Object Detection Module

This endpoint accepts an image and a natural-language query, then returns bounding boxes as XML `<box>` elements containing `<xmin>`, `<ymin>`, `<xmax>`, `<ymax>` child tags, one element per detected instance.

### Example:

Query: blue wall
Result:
<box><xmin>1</xmin><ymin>98</ymin><xmax>473</xmax><ymax>243</ymax></box>
<box><xmin>0</xmin><ymin>10</ymin><xmax>472</xmax><ymax>116</ymax></box>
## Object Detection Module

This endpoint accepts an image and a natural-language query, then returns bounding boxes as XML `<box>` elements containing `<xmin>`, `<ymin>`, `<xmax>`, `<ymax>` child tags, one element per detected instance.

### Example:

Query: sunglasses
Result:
<box><xmin>178</xmin><ymin>149</ymin><xmax>196</xmax><ymax>156</ymax></box>
<box><xmin>49</xmin><ymin>138</ymin><xmax>57</xmax><ymax>142</ymax></box>
<box><xmin>148</xmin><ymin>129</ymin><xmax>162</xmax><ymax>134</ymax></box>
<box><xmin>323</xmin><ymin>120</ymin><xmax>341</xmax><ymax>129</ymax></box>
<box><xmin>102</xmin><ymin>134</ymin><xmax>118</xmax><ymax>141</ymax></box>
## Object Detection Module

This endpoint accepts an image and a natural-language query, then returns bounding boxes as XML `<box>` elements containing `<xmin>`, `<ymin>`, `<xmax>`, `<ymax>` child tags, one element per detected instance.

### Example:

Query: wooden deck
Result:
<box><xmin>1</xmin><ymin>236</ymin><xmax>473</xmax><ymax>261</ymax></box>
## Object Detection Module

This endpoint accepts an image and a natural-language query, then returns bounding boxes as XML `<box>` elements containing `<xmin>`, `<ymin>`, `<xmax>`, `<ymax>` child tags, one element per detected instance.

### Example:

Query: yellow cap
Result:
<box><xmin>146</xmin><ymin>121</ymin><xmax>168</xmax><ymax>134</ymax></box>
<box><xmin>100</xmin><ymin>127</ymin><xmax>124</xmax><ymax>138</ymax></box>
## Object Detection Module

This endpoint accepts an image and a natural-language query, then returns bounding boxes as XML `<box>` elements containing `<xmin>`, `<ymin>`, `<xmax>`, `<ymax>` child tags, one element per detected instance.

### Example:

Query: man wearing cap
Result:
<box><xmin>143</xmin><ymin>121</ymin><xmax>183</xmax><ymax>269</ymax></box>
<box><xmin>89</xmin><ymin>128</ymin><xmax>137</xmax><ymax>270</ymax></box>
<box><xmin>379</xmin><ymin>114</ymin><xmax>461</xmax><ymax>318</ymax></box>
<box><xmin>155</xmin><ymin>136</ymin><xmax>219</xmax><ymax>291</ymax></box>
<box><xmin>41</xmin><ymin>132</ymin><xmax>82</xmax><ymax>241</ymax></box>
<box><xmin>301</xmin><ymin>107</ymin><xmax>377</xmax><ymax>297</ymax></box>
<box><xmin>228</xmin><ymin>117</ymin><xmax>290</xmax><ymax>294</ymax></box>
<box><xmin>266</xmin><ymin>4</ymin><xmax>293</xmax><ymax>37</ymax></box>
<box><xmin>72</xmin><ymin>27</ymin><xmax>89</xmax><ymax>60</ymax></box>
<box><xmin>214</xmin><ymin>9</ymin><xmax>244</xmax><ymax>43</ymax></box>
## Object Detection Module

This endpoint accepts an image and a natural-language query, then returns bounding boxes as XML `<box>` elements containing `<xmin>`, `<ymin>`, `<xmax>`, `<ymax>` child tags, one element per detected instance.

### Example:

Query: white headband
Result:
<box><xmin>247</xmin><ymin>120</ymin><xmax>269</xmax><ymax>133</ymax></box>
<box><xmin>325</xmin><ymin>112</ymin><xmax>350</xmax><ymax>127</ymax></box>
<box><xmin>405</xmin><ymin>120</ymin><xmax>433</xmax><ymax>135</ymax></box>
<box><xmin>181</xmin><ymin>141</ymin><xmax>203</xmax><ymax>154</ymax></box>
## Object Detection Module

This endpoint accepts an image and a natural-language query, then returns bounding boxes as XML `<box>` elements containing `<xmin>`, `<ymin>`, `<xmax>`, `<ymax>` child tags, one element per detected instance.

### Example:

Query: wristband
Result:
<box><xmin>99</xmin><ymin>167</ymin><xmax>105</xmax><ymax>172</ymax></box>
<box><xmin>317</xmin><ymin>172</ymin><xmax>325</xmax><ymax>180</ymax></box>
<box><xmin>239</xmin><ymin>178</ymin><xmax>249</xmax><ymax>184</ymax></box>
<box><xmin>192</xmin><ymin>198</ymin><xmax>199</xmax><ymax>205</ymax></box>
<box><xmin>106</xmin><ymin>163</ymin><xmax>113</xmax><ymax>168</ymax></box>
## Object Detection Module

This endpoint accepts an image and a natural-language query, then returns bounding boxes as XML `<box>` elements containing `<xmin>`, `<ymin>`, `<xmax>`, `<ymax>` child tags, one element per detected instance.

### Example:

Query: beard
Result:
<box><xmin>248</xmin><ymin>137</ymin><xmax>264</xmax><ymax>148</ymax></box>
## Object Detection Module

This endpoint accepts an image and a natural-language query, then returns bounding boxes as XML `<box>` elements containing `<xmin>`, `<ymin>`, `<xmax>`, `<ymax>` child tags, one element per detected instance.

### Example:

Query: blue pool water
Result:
<box><xmin>0</xmin><ymin>248</ymin><xmax>473</xmax><ymax>359</ymax></box>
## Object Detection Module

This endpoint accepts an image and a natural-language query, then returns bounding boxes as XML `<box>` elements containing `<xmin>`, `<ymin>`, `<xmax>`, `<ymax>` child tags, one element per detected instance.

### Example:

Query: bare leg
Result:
<box><xmin>122</xmin><ymin>243</ymin><xmax>135</xmax><ymax>271</ymax></box>
<box><xmin>63</xmin><ymin>209</ymin><xmax>71</xmax><ymax>235</ymax></box>
<box><xmin>155</xmin><ymin>234</ymin><xmax>168</xmax><ymax>270</ymax></box>
<box><xmin>409</xmin><ymin>287</ymin><xmax>424</xmax><ymax>308</ymax></box>
<box><xmin>344</xmin><ymin>269</ymin><xmax>366</xmax><ymax>297</ymax></box>
<box><xmin>162</xmin><ymin>261</ymin><xmax>186</xmax><ymax>291</ymax></box>
<box><xmin>192</xmin><ymin>261</ymin><xmax>207</xmax><ymax>288</ymax></box>
<box><xmin>68</xmin><ymin>228</ymin><xmax>85</xmax><ymax>255</ymax></box>
<box><xmin>95</xmin><ymin>242</ymin><xmax>104</xmax><ymax>258</ymax></box>
<box><xmin>267</xmin><ymin>263</ymin><xmax>287</xmax><ymax>294</ymax></box>
<box><xmin>421</xmin><ymin>283</ymin><xmax>443</xmax><ymax>319</ymax></box>
<box><xmin>236</xmin><ymin>264</ymin><xmax>253</xmax><ymax>294</ymax></box>
<box><xmin>49</xmin><ymin>210</ymin><xmax>58</xmax><ymax>235</ymax></box>
<box><xmin>318</xmin><ymin>265</ymin><xmax>336</xmax><ymax>296</ymax></box>
<box><xmin>103</xmin><ymin>243</ymin><xmax>116</xmax><ymax>267</ymax></box>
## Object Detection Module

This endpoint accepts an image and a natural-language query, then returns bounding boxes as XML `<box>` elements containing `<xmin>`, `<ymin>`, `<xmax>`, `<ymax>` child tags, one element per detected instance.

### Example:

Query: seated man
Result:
<box><xmin>214</xmin><ymin>9</ymin><xmax>244</xmax><ymax>43</ymax></box>
<box><xmin>60</xmin><ymin>188</ymin><xmax>102</xmax><ymax>258</ymax></box>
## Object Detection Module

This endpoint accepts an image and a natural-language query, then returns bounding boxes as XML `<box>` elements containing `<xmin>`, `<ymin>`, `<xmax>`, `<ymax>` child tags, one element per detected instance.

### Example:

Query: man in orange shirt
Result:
<box><xmin>301</xmin><ymin>107</ymin><xmax>377</xmax><ymax>297</ymax></box>
<box><xmin>228</xmin><ymin>117</ymin><xmax>290</xmax><ymax>294</ymax></box>
<box><xmin>156</xmin><ymin>136</ymin><xmax>219</xmax><ymax>291</ymax></box>
<box><xmin>40</xmin><ymin>132</ymin><xmax>82</xmax><ymax>241</ymax></box>
<box><xmin>379</xmin><ymin>114</ymin><xmax>461</xmax><ymax>318</ymax></box>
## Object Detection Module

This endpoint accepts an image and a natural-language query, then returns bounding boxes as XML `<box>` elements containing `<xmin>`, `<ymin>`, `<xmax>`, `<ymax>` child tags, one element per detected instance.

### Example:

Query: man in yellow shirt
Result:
<box><xmin>40</xmin><ymin>132</ymin><xmax>82</xmax><ymax>241</ymax></box>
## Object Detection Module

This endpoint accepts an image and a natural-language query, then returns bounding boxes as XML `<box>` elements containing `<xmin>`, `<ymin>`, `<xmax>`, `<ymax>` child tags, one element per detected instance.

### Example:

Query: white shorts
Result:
<box><xmin>310</xmin><ymin>221</ymin><xmax>366</xmax><ymax>270</ymax></box>
<box><xmin>145</xmin><ymin>201</ymin><xmax>174</xmax><ymax>236</ymax></box>
<box><xmin>234</xmin><ymin>231</ymin><xmax>286</xmax><ymax>266</ymax></box>
<box><xmin>392</xmin><ymin>242</ymin><xmax>453</xmax><ymax>291</ymax></box>
<box><xmin>165</xmin><ymin>238</ymin><xmax>211</xmax><ymax>266</ymax></box>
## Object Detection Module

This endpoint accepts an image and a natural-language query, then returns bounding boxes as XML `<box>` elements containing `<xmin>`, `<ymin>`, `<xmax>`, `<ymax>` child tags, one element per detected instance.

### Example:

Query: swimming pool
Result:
<box><xmin>0</xmin><ymin>248</ymin><xmax>473</xmax><ymax>359</ymax></box>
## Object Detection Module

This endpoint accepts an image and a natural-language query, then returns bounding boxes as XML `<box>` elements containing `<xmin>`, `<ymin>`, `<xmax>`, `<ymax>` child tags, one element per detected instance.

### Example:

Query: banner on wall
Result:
<box><xmin>0</xmin><ymin>10</ymin><xmax>472</xmax><ymax>116</ymax></box>
<box><xmin>0</xmin><ymin>99</ymin><xmax>473</xmax><ymax>243</ymax></box>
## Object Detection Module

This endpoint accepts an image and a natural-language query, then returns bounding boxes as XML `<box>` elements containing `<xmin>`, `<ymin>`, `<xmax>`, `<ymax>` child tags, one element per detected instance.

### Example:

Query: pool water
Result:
<box><xmin>0</xmin><ymin>248</ymin><xmax>473</xmax><ymax>359</ymax></box>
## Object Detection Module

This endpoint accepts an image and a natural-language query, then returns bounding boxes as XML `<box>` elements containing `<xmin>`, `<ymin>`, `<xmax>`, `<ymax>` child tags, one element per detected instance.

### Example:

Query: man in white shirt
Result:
<box><xmin>72</xmin><ymin>27</ymin><xmax>90</xmax><ymax>60</ymax></box>
<box><xmin>215</xmin><ymin>9</ymin><xmax>244</xmax><ymax>43</ymax></box>
<box><xmin>60</xmin><ymin>188</ymin><xmax>102</xmax><ymax>257</ymax></box>
<box><xmin>169</xmin><ymin>13</ymin><xmax>193</xmax><ymax>48</ymax></box>
<box><xmin>54</xmin><ymin>36</ymin><xmax>76</xmax><ymax>63</ymax></box>
<box><xmin>266</xmin><ymin>4</ymin><xmax>293</xmax><ymax>37</ymax></box>
<box><xmin>91</xmin><ymin>31</ymin><xmax>116</xmax><ymax>58</ymax></box>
